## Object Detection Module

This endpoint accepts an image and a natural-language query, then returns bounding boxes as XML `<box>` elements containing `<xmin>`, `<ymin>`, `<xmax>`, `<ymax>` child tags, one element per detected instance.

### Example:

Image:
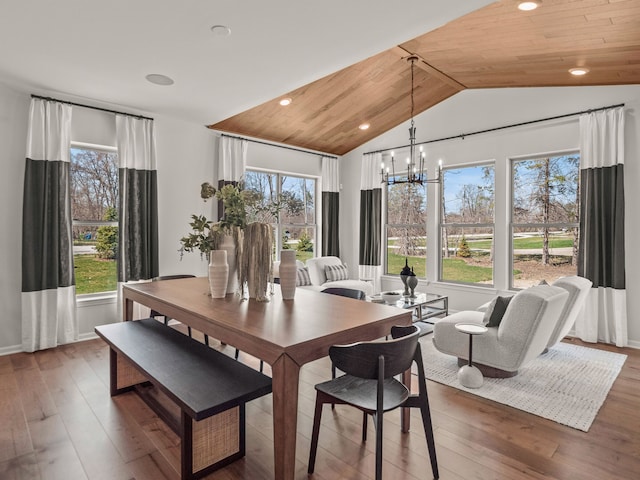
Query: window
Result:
<box><xmin>385</xmin><ymin>173</ymin><xmax>427</xmax><ymax>277</ymax></box>
<box><xmin>440</xmin><ymin>164</ymin><xmax>494</xmax><ymax>285</ymax></box>
<box><xmin>244</xmin><ymin>170</ymin><xmax>316</xmax><ymax>263</ymax></box>
<box><xmin>511</xmin><ymin>153</ymin><xmax>580</xmax><ymax>288</ymax></box>
<box><xmin>70</xmin><ymin>144</ymin><xmax>119</xmax><ymax>295</ymax></box>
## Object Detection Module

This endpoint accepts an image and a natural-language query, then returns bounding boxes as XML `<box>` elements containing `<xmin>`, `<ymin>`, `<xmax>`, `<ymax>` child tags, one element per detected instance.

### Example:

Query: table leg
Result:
<box><xmin>123</xmin><ymin>297</ymin><xmax>134</xmax><ymax>321</ymax></box>
<box><xmin>271</xmin><ymin>353</ymin><xmax>300</xmax><ymax>480</ymax></box>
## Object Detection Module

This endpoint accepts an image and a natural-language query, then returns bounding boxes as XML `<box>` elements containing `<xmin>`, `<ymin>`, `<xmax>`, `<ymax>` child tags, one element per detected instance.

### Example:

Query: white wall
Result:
<box><xmin>341</xmin><ymin>85</ymin><xmax>640</xmax><ymax>347</ymax></box>
<box><xmin>0</xmin><ymin>83</ymin><xmax>30</xmax><ymax>351</ymax></box>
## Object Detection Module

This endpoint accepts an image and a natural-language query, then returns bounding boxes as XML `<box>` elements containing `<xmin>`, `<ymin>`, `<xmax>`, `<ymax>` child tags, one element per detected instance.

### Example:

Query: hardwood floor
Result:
<box><xmin>1</xmin><ymin>331</ymin><xmax>638</xmax><ymax>480</ymax></box>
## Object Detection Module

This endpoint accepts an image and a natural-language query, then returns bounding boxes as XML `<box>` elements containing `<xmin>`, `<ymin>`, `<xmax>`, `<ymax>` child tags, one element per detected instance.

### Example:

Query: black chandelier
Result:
<box><xmin>381</xmin><ymin>55</ymin><xmax>441</xmax><ymax>186</ymax></box>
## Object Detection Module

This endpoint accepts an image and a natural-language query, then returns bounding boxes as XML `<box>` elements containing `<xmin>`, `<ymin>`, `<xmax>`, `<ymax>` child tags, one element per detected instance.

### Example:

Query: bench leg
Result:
<box><xmin>180</xmin><ymin>406</ymin><xmax>245</xmax><ymax>480</ymax></box>
<box><xmin>109</xmin><ymin>348</ymin><xmax>147</xmax><ymax>396</ymax></box>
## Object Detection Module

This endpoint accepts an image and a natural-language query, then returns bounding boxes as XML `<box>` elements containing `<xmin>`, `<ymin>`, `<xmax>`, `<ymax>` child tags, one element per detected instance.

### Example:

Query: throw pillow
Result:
<box><xmin>325</xmin><ymin>264</ymin><xmax>349</xmax><ymax>282</ymax></box>
<box><xmin>482</xmin><ymin>295</ymin><xmax>513</xmax><ymax>328</ymax></box>
<box><xmin>296</xmin><ymin>267</ymin><xmax>312</xmax><ymax>286</ymax></box>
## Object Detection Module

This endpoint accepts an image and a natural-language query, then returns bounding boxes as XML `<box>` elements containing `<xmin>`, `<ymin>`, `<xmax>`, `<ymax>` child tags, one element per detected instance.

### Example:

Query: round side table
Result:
<box><xmin>455</xmin><ymin>323</ymin><xmax>488</xmax><ymax>388</ymax></box>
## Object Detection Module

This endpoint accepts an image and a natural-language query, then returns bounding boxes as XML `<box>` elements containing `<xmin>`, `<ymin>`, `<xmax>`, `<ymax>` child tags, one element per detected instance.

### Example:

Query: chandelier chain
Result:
<box><xmin>379</xmin><ymin>54</ymin><xmax>441</xmax><ymax>186</ymax></box>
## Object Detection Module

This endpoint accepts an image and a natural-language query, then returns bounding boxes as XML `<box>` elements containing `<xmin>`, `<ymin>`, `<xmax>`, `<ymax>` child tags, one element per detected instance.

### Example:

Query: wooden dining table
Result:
<box><xmin>122</xmin><ymin>277</ymin><xmax>412</xmax><ymax>480</ymax></box>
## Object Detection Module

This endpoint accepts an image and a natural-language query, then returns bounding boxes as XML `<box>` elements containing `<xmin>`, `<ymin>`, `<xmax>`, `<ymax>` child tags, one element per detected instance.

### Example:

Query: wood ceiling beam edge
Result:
<box><xmin>393</xmin><ymin>45</ymin><xmax>467</xmax><ymax>91</ymax></box>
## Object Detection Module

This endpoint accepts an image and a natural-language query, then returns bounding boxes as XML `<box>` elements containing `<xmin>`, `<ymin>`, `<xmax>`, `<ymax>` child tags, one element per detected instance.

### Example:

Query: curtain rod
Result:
<box><xmin>364</xmin><ymin>103</ymin><xmax>625</xmax><ymax>156</ymax></box>
<box><xmin>31</xmin><ymin>94</ymin><xmax>154</xmax><ymax>121</ymax></box>
<box><xmin>220</xmin><ymin>133</ymin><xmax>338</xmax><ymax>159</ymax></box>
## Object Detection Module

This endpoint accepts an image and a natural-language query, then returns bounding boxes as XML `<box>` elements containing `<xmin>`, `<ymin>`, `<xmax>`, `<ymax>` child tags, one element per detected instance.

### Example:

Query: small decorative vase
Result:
<box><xmin>220</xmin><ymin>233</ymin><xmax>238</xmax><ymax>295</ymax></box>
<box><xmin>400</xmin><ymin>258</ymin><xmax>412</xmax><ymax>297</ymax></box>
<box><xmin>407</xmin><ymin>268</ymin><xmax>418</xmax><ymax>298</ymax></box>
<box><xmin>279</xmin><ymin>250</ymin><xmax>297</xmax><ymax>300</ymax></box>
<box><xmin>208</xmin><ymin>250</ymin><xmax>228</xmax><ymax>299</ymax></box>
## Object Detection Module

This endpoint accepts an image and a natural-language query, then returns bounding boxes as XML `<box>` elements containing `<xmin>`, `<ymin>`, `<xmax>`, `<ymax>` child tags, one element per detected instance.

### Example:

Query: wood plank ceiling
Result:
<box><xmin>208</xmin><ymin>0</ymin><xmax>640</xmax><ymax>156</ymax></box>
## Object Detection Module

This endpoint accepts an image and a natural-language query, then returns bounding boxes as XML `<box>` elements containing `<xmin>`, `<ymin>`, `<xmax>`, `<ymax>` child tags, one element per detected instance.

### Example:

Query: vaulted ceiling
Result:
<box><xmin>209</xmin><ymin>0</ymin><xmax>640</xmax><ymax>156</ymax></box>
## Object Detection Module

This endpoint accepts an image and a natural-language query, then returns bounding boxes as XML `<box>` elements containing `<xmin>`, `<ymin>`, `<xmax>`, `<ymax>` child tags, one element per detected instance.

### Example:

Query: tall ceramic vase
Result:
<box><xmin>208</xmin><ymin>250</ymin><xmax>228</xmax><ymax>299</ymax></box>
<box><xmin>279</xmin><ymin>250</ymin><xmax>297</xmax><ymax>300</ymax></box>
<box><xmin>220</xmin><ymin>233</ymin><xmax>238</xmax><ymax>294</ymax></box>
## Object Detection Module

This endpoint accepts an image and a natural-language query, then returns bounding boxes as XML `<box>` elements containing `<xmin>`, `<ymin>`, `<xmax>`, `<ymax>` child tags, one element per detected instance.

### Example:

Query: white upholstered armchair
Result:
<box><xmin>433</xmin><ymin>285</ymin><xmax>569</xmax><ymax>377</ymax></box>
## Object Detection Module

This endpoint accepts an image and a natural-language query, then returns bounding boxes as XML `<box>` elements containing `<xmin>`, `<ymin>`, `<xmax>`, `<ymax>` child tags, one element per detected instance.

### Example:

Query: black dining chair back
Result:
<box><xmin>308</xmin><ymin>324</ymin><xmax>439</xmax><ymax>480</ymax></box>
<box><xmin>329</xmin><ymin>324</ymin><xmax>418</xmax><ymax>380</ymax></box>
<box><xmin>321</xmin><ymin>287</ymin><xmax>366</xmax><ymax>300</ymax></box>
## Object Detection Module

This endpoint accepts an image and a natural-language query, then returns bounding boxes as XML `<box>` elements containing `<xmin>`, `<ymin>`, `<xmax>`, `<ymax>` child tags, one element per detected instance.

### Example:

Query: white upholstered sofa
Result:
<box><xmin>300</xmin><ymin>256</ymin><xmax>374</xmax><ymax>296</ymax></box>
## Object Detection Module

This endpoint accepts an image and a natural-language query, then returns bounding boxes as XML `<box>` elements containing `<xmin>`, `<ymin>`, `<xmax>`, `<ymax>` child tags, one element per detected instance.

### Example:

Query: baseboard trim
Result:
<box><xmin>0</xmin><ymin>333</ymin><xmax>102</xmax><ymax>357</ymax></box>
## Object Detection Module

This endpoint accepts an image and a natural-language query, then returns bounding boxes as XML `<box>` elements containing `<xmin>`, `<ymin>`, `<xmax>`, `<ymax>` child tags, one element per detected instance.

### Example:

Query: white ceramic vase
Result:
<box><xmin>220</xmin><ymin>233</ymin><xmax>238</xmax><ymax>294</ymax></box>
<box><xmin>208</xmin><ymin>250</ymin><xmax>229</xmax><ymax>299</ymax></box>
<box><xmin>279</xmin><ymin>250</ymin><xmax>297</xmax><ymax>300</ymax></box>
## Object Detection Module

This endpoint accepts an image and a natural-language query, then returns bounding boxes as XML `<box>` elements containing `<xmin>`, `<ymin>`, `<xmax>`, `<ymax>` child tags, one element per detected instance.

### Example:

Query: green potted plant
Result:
<box><xmin>179</xmin><ymin>183</ymin><xmax>247</xmax><ymax>255</ymax></box>
<box><xmin>180</xmin><ymin>182</ymin><xmax>248</xmax><ymax>294</ymax></box>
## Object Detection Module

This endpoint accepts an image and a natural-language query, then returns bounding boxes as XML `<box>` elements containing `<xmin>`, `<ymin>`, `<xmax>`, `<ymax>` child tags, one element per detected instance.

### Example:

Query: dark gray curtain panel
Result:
<box><xmin>359</xmin><ymin>188</ymin><xmax>381</xmax><ymax>266</ymax></box>
<box><xmin>118</xmin><ymin>168</ymin><xmax>159</xmax><ymax>281</ymax></box>
<box><xmin>322</xmin><ymin>190</ymin><xmax>340</xmax><ymax>257</ymax></box>
<box><xmin>21</xmin><ymin>98</ymin><xmax>77</xmax><ymax>352</ymax></box>
<box><xmin>578</xmin><ymin>165</ymin><xmax>625</xmax><ymax>289</ymax></box>
<box><xmin>22</xmin><ymin>160</ymin><xmax>74</xmax><ymax>291</ymax></box>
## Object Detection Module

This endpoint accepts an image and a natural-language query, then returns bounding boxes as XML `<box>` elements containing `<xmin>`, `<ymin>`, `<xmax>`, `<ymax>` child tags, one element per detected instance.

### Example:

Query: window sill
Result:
<box><xmin>77</xmin><ymin>292</ymin><xmax>117</xmax><ymax>307</ymax></box>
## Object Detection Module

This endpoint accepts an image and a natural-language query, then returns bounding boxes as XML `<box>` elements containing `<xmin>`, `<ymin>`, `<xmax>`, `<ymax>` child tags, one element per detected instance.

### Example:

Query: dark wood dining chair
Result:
<box><xmin>321</xmin><ymin>287</ymin><xmax>367</xmax><ymax>381</ymax></box>
<box><xmin>308</xmin><ymin>324</ymin><xmax>439</xmax><ymax>480</ymax></box>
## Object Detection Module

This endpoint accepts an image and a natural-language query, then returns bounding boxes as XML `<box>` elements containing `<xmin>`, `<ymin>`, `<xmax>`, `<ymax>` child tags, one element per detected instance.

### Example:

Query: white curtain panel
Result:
<box><xmin>22</xmin><ymin>98</ymin><xmax>78</xmax><ymax>352</ymax></box>
<box><xmin>116</xmin><ymin>115</ymin><xmax>157</xmax><ymax>170</ymax></box>
<box><xmin>359</xmin><ymin>152</ymin><xmax>382</xmax><ymax>293</ymax></box>
<box><xmin>576</xmin><ymin>107</ymin><xmax>627</xmax><ymax>347</ymax></box>
<box><xmin>321</xmin><ymin>156</ymin><xmax>339</xmax><ymax>192</ymax></box>
<box><xmin>219</xmin><ymin>136</ymin><xmax>248</xmax><ymax>182</ymax></box>
<box><xmin>360</xmin><ymin>151</ymin><xmax>382</xmax><ymax>190</ymax></box>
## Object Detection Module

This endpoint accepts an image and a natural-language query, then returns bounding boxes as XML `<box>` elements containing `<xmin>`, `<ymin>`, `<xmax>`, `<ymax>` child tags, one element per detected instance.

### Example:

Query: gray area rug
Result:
<box><xmin>419</xmin><ymin>338</ymin><xmax>627</xmax><ymax>432</ymax></box>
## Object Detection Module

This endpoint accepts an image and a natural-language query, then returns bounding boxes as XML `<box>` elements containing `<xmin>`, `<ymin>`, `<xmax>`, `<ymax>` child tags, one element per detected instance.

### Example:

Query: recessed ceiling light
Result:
<box><xmin>358</xmin><ymin>123</ymin><xmax>370</xmax><ymax>131</ymax></box>
<box><xmin>518</xmin><ymin>1</ymin><xmax>540</xmax><ymax>11</ymax></box>
<box><xmin>211</xmin><ymin>25</ymin><xmax>231</xmax><ymax>37</ymax></box>
<box><xmin>279</xmin><ymin>98</ymin><xmax>292</xmax><ymax>106</ymax></box>
<box><xmin>145</xmin><ymin>74</ymin><xmax>174</xmax><ymax>86</ymax></box>
<box><xmin>569</xmin><ymin>67</ymin><xmax>590</xmax><ymax>76</ymax></box>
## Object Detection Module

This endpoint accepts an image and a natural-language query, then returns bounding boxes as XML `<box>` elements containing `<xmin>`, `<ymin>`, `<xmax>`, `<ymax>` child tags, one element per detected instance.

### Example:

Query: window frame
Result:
<box><xmin>70</xmin><ymin>142</ymin><xmax>119</xmax><ymax>297</ymax></box>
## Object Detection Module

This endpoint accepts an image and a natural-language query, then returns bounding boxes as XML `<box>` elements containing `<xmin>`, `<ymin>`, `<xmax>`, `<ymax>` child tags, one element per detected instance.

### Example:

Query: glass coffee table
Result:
<box><xmin>375</xmin><ymin>291</ymin><xmax>449</xmax><ymax>336</ymax></box>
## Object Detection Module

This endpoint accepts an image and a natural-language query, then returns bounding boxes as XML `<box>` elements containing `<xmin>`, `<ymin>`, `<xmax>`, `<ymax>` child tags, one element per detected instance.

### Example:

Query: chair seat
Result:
<box><xmin>316</xmin><ymin>375</ymin><xmax>409</xmax><ymax>412</ymax></box>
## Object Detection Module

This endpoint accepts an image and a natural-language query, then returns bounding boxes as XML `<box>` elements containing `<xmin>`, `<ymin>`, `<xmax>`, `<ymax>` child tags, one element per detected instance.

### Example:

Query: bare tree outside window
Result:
<box><xmin>511</xmin><ymin>153</ymin><xmax>580</xmax><ymax>288</ymax></box>
<box><xmin>385</xmin><ymin>177</ymin><xmax>427</xmax><ymax>277</ymax></box>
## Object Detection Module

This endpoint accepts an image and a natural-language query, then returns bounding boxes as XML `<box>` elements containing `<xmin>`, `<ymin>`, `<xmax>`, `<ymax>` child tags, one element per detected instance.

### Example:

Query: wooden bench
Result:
<box><xmin>95</xmin><ymin>318</ymin><xmax>272</xmax><ymax>480</ymax></box>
